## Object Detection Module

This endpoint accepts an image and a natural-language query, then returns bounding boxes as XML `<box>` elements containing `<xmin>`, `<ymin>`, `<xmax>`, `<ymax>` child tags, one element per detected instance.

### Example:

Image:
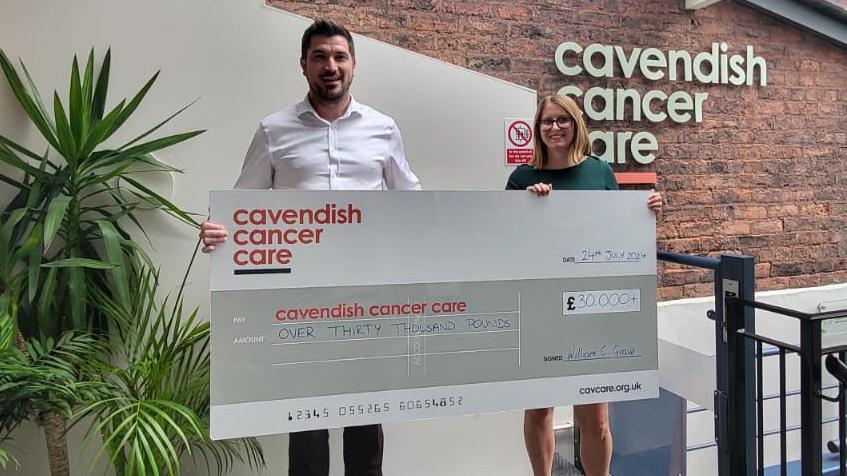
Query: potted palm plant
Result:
<box><xmin>0</xmin><ymin>48</ymin><xmax>263</xmax><ymax>475</ymax></box>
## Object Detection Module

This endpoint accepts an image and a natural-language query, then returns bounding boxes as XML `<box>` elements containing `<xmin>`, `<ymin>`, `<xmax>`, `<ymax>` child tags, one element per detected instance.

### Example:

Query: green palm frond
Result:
<box><xmin>0</xmin><ymin>48</ymin><xmax>203</xmax><ymax>339</ymax></box>
<box><xmin>0</xmin><ymin>311</ymin><xmax>13</xmax><ymax>352</ymax></box>
<box><xmin>0</xmin><ymin>444</ymin><xmax>19</xmax><ymax>470</ymax></box>
<box><xmin>191</xmin><ymin>436</ymin><xmax>266</xmax><ymax>475</ymax></box>
<box><xmin>0</xmin><ymin>332</ymin><xmax>104</xmax><ymax>448</ymax></box>
<box><xmin>77</xmin><ymin>263</ymin><xmax>264</xmax><ymax>475</ymax></box>
<box><xmin>82</xmin><ymin>397</ymin><xmax>203</xmax><ymax>476</ymax></box>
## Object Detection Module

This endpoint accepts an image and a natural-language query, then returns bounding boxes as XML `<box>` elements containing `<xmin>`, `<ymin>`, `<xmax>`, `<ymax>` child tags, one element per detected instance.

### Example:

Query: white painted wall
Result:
<box><xmin>0</xmin><ymin>1</ymin><xmax>538</xmax><ymax>475</ymax></box>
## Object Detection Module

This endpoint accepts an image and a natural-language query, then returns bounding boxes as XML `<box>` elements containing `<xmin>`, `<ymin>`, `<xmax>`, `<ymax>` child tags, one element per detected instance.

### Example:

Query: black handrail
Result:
<box><xmin>658</xmin><ymin>250</ymin><xmax>720</xmax><ymax>270</ymax></box>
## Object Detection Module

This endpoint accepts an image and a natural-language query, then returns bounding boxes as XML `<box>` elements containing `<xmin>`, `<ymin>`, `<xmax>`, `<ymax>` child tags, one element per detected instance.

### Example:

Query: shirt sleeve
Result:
<box><xmin>233</xmin><ymin>123</ymin><xmax>273</xmax><ymax>189</ymax></box>
<box><xmin>383</xmin><ymin>121</ymin><xmax>422</xmax><ymax>190</ymax></box>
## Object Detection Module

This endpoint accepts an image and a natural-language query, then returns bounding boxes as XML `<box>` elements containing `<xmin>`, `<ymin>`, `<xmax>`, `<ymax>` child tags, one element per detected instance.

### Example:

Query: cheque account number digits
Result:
<box><xmin>399</xmin><ymin>396</ymin><xmax>464</xmax><ymax>411</ymax></box>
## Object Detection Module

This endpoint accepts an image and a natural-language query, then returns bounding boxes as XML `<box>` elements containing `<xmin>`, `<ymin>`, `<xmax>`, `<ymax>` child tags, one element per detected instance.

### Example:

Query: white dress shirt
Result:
<box><xmin>234</xmin><ymin>97</ymin><xmax>421</xmax><ymax>191</ymax></box>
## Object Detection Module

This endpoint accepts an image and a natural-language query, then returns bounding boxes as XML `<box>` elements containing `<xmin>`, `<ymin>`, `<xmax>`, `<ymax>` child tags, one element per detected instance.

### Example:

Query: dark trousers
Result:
<box><xmin>288</xmin><ymin>424</ymin><xmax>384</xmax><ymax>476</ymax></box>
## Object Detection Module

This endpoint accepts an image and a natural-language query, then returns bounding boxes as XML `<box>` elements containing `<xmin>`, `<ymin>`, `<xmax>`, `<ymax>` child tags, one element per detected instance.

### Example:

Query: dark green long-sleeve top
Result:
<box><xmin>505</xmin><ymin>156</ymin><xmax>619</xmax><ymax>191</ymax></box>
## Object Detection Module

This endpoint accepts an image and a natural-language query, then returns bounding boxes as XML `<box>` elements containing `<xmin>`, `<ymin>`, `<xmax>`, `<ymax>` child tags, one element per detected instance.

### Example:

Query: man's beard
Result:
<box><xmin>310</xmin><ymin>76</ymin><xmax>350</xmax><ymax>104</ymax></box>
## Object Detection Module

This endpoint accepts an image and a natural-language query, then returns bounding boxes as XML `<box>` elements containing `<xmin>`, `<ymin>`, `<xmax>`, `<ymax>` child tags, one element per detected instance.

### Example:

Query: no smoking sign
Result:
<box><xmin>504</xmin><ymin>118</ymin><xmax>534</xmax><ymax>165</ymax></box>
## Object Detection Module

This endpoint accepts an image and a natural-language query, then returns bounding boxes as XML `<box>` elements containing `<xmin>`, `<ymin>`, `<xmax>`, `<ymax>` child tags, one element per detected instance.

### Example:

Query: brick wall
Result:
<box><xmin>269</xmin><ymin>0</ymin><xmax>847</xmax><ymax>300</ymax></box>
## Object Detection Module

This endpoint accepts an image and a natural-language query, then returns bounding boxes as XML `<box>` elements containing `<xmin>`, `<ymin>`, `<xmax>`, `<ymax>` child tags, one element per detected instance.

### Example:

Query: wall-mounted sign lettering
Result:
<box><xmin>554</xmin><ymin>42</ymin><xmax>767</xmax><ymax>168</ymax></box>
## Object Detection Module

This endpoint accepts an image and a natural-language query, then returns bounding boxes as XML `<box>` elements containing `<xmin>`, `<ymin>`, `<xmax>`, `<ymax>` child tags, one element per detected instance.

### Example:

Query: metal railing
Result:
<box><xmin>726</xmin><ymin>294</ymin><xmax>847</xmax><ymax>475</ymax></box>
<box><xmin>658</xmin><ymin>250</ymin><xmax>757</xmax><ymax>475</ymax></box>
<box><xmin>659</xmin><ymin>250</ymin><xmax>847</xmax><ymax>475</ymax></box>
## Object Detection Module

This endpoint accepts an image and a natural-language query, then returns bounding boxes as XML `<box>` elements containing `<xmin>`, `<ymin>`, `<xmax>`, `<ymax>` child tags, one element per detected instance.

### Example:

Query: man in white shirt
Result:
<box><xmin>201</xmin><ymin>19</ymin><xmax>420</xmax><ymax>476</ymax></box>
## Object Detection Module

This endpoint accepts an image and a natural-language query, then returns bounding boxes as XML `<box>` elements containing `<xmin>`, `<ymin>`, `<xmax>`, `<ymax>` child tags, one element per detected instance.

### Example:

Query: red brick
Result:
<box><xmin>496</xmin><ymin>4</ymin><xmax>537</xmax><ymax>21</ymax></box>
<box><xmin>768</xmin><ymin>204</ymin><xmax>799</xmax><ymax>218</ymax></box>
<box><xmin>788</xmin><ymin>275</ymin><xmax>821</xmax><ymax>288</ymax></box>
<box><xmin>662</xmin><ymin>269</ymin><xmax>703</xmax><ymax>286</ymax></box>
<box><xmin>683</xmin><ymin>283</ymin><xmax>715</xmax><ymax>296</ymax></box>
<box><xmin>664</xmin><ymin>238</ymin><xmax>702</xmax><ymax>253</ymax></box>
<box><xmin>659</xmin><ymin>286</ymin><xmax>685</xmax><ymax>301</ymax></box>
<box><xmin>759</xmin><ymin>277</ymin><xmax>791</xmax><ymax>290</ymax></box>
<box><xmin>734</xmin><ymin>206</ymin><xmax>768</xmax><ymax>220</ymax></box>
<box><xmin>724</xmin><ymin>222</ymin><xmax>752</xmax><ymax>235</ymax></box>
<box><xmin>444</xmin><ymin>2</ymin><xmax>493</xmax><ymax>16</ymax></box>
<box><xmin>751</xmin><ymin>220</ymin><xmax>784</xmax><ymax>234</ymax></box>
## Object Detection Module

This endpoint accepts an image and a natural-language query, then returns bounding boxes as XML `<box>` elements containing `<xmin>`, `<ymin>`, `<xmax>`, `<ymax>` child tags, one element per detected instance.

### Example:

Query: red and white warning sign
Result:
<box><xmin>504</xmin><ymin>118</ymin><xmax>534</xmax><ymax>165</ymax></box>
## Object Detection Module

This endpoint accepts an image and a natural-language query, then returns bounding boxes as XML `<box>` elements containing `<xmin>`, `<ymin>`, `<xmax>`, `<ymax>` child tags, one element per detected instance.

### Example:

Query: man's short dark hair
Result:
<box><xmin>301</xmin><ymin>19</ymin><xmax>355</xmax><ymax>60</ymax></box>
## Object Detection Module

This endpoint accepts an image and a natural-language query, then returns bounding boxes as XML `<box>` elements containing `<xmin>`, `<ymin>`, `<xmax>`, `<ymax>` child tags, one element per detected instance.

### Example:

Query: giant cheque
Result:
<box><xmin>209</xmin><ymin>190</ymin><xmax>658</xmax><ymax>439</ymax></box>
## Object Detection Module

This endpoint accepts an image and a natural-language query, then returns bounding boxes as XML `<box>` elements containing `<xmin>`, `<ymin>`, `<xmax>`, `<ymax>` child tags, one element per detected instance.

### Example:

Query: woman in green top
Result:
<box><xmin>508</xmin><ymin>94</ymin><xmax>662</xmax><ymax>476</ymax></box>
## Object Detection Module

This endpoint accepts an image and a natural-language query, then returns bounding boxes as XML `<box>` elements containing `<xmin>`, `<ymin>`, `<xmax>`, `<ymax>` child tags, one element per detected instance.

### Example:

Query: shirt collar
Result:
<box><xmin>295</xmin><ymin>95</ymin><xmax>363</xmax><ymax>122</ymax></box>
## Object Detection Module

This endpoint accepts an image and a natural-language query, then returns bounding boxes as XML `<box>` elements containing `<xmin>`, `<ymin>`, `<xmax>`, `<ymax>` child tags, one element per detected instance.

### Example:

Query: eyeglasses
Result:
<box><xmin>538</xmin><ymin>116</ymin><xmax>573</xmax><ymax>129</ymax></box>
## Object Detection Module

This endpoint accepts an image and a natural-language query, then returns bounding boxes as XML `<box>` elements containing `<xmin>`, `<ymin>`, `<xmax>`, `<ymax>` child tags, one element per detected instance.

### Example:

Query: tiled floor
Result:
<box><xmin>552</xmin><ymin>426</ymin><xmax>584</xmax><ymax>476</ymax></box>
<box><xmin>552</xmin><ymin>452</ymin><xmax>584</xmax><ymax>476</ymax></box>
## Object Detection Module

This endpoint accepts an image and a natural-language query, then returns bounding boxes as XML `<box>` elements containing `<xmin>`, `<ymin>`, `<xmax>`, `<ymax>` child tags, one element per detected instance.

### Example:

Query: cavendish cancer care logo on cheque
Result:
<box><xmin>229</xmin><ymin>203</ymin><xmax>363</xmax><ymax>274</ymax></box>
